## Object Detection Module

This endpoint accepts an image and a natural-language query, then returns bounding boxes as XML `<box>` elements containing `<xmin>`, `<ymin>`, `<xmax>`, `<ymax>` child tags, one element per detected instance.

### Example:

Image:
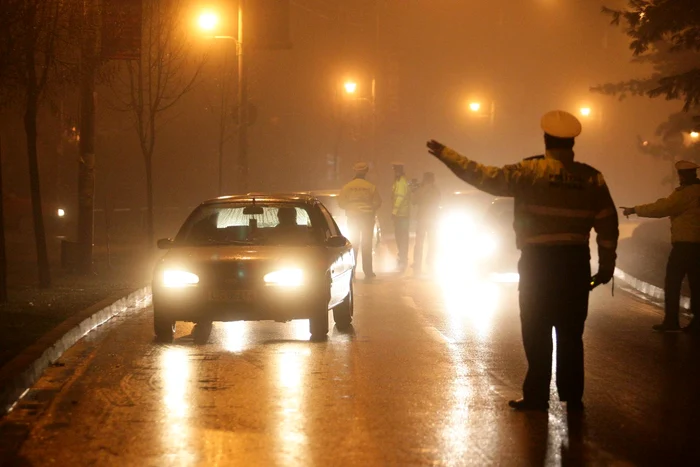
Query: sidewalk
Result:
<box><xmin>0</xmin><ymin>240</ymin><xmax>156</xmax><ymax>368</ymax></box>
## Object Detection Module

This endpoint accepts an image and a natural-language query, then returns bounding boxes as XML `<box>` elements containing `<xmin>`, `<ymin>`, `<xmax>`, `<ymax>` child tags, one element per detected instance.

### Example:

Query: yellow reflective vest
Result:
<box><xmin>392</xmin><ymin>176</ymin><xmax>410</xmax><ymax>217</ymax></box>
<box><xmin>434</xmin><ymin>146</ymin><xmax>619</xmax><ymax>270</ymax></box>
<box><xmin>339</xmin><ymin>177</ymin><xmax>382</xmax><ymax>215</ymax></box>
<box><xmin>635</xmin><ymin>183</ymin><xmax>700</xmax><ymax>243</ymax></box>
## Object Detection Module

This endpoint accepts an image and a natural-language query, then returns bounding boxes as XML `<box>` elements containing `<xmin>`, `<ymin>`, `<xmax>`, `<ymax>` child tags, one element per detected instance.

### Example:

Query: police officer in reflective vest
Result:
<box><xmin>391</xmin><ymin>162</ymin><xmax>411</xmax><ymax>271</ymax></box>
<box><xmin>339</xmin><ymin>162</ymin><xmax>382</xmax><ymax>279</ymax></box>
<box><xmin>622</xmin><ymin>160</ymin><xmax>700</xmax><ymax>334</ymax></box>
<box><xmin>427</xmin><ymin>110</ymin><xmax>619</xmax><ymax>411</ymax></box>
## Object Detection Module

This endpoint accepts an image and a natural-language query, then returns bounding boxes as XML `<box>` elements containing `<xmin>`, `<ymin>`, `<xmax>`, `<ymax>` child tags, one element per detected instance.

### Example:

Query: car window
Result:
<box><xmin>317</xmin><ymin>204</ymin><xmax>339</xmax><ymax>239</ymax></box>
<box><xmin>176</xmin><ymin>203</ymin><xmax>321</xmax><ymax>246</ymax></box>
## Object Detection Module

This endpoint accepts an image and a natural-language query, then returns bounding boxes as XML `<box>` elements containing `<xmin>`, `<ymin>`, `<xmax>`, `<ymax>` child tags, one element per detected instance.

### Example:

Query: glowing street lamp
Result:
<box><xmin>469</xmin><ymin>102</ymin><xmax>481</xmax><ymax>112</ymax></box>
<box><xmin>691</xmin><ymin>131</ymin><xmax>699</xmax><ymax>139</ymax></box>
<box><xmin>344</xmin><ymin>81</ymin><xmax>358</xmax><ymax>95</ymax></box>
<box><xmin>198</xmin><ymin>11</ymin><xmax>219</xmax><ymax>31</ymax></box>
<box><xmin>580</xmin><ymin>107</ymin><xmax>592</xmax><ymax>117</ymax></box>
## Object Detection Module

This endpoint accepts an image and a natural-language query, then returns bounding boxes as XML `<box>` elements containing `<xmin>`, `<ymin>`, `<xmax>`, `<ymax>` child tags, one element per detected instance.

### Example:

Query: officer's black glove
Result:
<box><xmin>590</xmin><ymin>269</ymin><xmax>614</xmax><ymax>290</ymax></box>
<box><xmin>427</xmin><ymin>140</ymin><xmax>445</xmax><ymax>157</ymax></box>
<box><xmin>620</xmin><ymin>207</ymin><xmax>636</xmax><ymax>218</ymax></box>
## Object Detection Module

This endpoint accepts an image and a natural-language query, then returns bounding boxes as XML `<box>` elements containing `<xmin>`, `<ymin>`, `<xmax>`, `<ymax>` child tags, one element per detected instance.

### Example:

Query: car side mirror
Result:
<box><xmin>326</xmin><ymin>235</ymin><xmax>348</xmax><ymax>248</ymax></box>
<box><xmin>157</xmin><ymin>238</ymin><xmax>175</xmax><ymax>250</ymax></box>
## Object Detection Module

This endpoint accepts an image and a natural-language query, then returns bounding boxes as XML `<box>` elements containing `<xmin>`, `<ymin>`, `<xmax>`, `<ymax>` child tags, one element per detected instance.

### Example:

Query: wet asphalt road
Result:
<box><xmin>2</xmin><ymin>272</ymin><xmax>700</xmax><ymax>466</ymax></box>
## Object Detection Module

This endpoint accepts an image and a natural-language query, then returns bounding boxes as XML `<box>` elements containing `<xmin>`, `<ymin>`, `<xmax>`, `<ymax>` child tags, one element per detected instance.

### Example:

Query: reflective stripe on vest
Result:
<box><xmin>523</xmin><ymin>233</ymin><xmax>590</xmax><ymax>245</ymax></box>
<box><xmin>524</xmin><ymin>204</ymin><xmax>597</xmax><ymax>219</ymax></box>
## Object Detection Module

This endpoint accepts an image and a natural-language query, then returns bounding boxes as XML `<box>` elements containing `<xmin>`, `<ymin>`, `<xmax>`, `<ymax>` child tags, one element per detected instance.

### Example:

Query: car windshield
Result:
<box><xmin>176</xmin><ymin>202</ymin><xmax>322</xmax><ymax>246</ymax></box>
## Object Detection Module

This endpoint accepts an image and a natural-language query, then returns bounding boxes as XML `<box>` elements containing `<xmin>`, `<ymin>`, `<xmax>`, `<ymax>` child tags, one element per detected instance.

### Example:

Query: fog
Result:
<box><xmin>0</xmin><ymin>0</ymin><xmax>683</xmax><ymax>237</ymax></box>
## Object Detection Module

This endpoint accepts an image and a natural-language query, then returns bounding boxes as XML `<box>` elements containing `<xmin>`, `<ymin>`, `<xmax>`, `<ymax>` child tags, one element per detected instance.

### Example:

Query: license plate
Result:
<box><xmin>209</xmin><ymin>290</ymin><xmax>255</xmax><ymax>303</ymax></box>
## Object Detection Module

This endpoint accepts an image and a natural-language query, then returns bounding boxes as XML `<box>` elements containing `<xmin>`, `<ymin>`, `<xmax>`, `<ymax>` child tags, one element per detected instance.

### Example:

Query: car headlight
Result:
<box><xmin>163</xmin><ymin>269</ymin><xmax>200</xmax><ymax>288</ymax></box>
<box><xmin>264</xmin><ymin>268</ymin><xmax>303</xmax><ymax>287</ymax></box>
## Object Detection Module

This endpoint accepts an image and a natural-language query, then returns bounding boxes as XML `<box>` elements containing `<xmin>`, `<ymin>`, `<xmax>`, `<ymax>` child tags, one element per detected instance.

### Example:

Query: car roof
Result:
<box><xmin>491</xmin><ymin>197</ymin><xmax>513</xmax><ymax>205</ymax></box>
<box><xmin>299</xmin><ymin>189</ymin><xmax>340</xmax><ymax>198</ymax></box>
<box><xmin>201</xmin><ymin>193</ymin><xmax>320</xmax><ymax>206</ymax></box>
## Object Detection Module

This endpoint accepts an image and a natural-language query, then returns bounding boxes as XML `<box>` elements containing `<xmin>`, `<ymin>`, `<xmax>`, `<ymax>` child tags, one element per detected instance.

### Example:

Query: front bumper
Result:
<box><xmin>152</xmin><ymin>284</ymin><xmax>329</xmax><ymax>323</ymax></box>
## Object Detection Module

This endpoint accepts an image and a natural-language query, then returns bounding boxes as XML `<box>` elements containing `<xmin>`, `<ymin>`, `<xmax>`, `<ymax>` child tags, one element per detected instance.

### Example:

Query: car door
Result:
<box><xmin>318</xmin><ymin>204</ymin><xmax>353</xmax><ymax>307</ymax></box>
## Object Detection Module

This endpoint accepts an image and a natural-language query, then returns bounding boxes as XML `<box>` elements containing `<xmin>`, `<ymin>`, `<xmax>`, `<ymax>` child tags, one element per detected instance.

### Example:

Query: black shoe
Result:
<box><xmin>566</xmin><ymin>400</ymin><xmax>585</xmax><ymax>412</ymax></box>
<box><xmin>508</xmin><ymin>399</ymin><xmax>548</xmax><ymax>411</ymax></box>
<box><xmin>652</xmin><ymin>322</ymin><xmax>682</xmax><ymax>332</ymax></box>
<box><xmin>683</xmin><ymin>322</ymin><xmax>700</xmax><ymax>334</ymax></box>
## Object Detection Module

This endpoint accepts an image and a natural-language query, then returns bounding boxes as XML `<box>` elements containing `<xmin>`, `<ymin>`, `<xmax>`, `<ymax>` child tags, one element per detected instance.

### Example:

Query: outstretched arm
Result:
<box><xmin>427</xmin><ymin>140</ymin><xmax>520</xmax><ymax>197</ymax></box>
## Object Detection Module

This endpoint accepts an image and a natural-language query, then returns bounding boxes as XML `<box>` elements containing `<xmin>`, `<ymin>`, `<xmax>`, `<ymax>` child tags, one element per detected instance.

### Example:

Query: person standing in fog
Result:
<box><xmin>391</xmin><ymin>162</ymin><xmax>411</xmax><ymax>271</ymax></box>
<box><xmin>412</xmin><ymin>172</ymin><xmax>441</xmax><ymax>275</ymax></box>
<box><xmin>621</xmin><ymin>160</ymin><xmax>700</xmax><ymax>334</ymax></box>
<box><xmin>427</xmin><ymin>110</ymin><xmax>619</xmax><ymax>412</ymax></box>
<box><xmin>339</xmin><ymin>162</ymin><xmax>382</xmax><ymax>279</ymax></box>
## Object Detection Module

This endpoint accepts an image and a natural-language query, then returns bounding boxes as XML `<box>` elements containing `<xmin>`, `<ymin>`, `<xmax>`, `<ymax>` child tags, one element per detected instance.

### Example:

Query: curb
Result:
<box><xmin>0</xmin><ymin>286</ymin><xmax>152</xmax><ymax>415</ymax></box>
<box><xmin>614</xmin><ymin>268</ymin><xmax>690</xmax><ymax>310</ymax></box>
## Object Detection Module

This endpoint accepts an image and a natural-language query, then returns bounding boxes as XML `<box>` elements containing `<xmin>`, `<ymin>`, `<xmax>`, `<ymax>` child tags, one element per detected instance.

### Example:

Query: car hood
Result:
<box><xmin>157</xmin><ymin>245</ymin><xmax>331</xmax><ymax>279</ymax></box>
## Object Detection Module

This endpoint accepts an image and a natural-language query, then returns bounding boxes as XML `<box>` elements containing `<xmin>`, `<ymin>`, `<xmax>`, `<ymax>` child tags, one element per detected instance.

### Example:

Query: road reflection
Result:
<box><xmin>437</xmin><ymin>264</ymin><xmax>502</xmax><ymax>340</ymax></box>
<box><xmin>545</xmin><ymin>328</ymin><xmax>570</xmax><ymax>467</ymax></box>
<box><xmin>440</xmin><ymin>351</ymin><xmax>472</xmax><ymax>465</ymax></box>
<box><xmin>222</xmin><ymin>321</ymin><xmax>248</xmax><ymax>353</ymax></box>
<box><xmin>275</xmin><ymin>345</ymin><xmax>311</xmax><ymax>464</ymax></box>
<box><xmin>160</xmin><ymin>347</ymin><xmax>195</xmax><ymax>465</ymax></box>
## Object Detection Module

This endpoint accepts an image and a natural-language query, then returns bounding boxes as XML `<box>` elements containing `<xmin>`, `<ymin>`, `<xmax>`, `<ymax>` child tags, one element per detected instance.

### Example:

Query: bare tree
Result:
<box><xmin>110</xmin><ymin>0</ymin><xmax>206</xmax><ymax>247</ymax></box>
<box><xmin>0</xmin><ymin>0</ymin><xmax>70</xmax><ymax>288</ymax></box>
<box><xmin>0</xmin><ymin>1</ymin><xmax>24</xmax><ymax>301</ymax></box>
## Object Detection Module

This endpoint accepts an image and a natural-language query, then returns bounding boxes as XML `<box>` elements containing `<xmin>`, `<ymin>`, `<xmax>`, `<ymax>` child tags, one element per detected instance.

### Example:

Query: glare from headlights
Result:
<box><xmin>438</xmin><ymin>212</ymin><xmax>499</xmax><ymax>264</ymax></box>
<box><xmin>163</xmin><ymin>270</ymin><xmax>200</xmax><ymax>288</ymax></box>
<box><xmin>57</xmin><ymin>208</ymin><xmax>65</xmax><ymax>217</ymax></box>
<box><xmin>475</xmin><ymin>232</ymin><xmax>497</xmax><ymax>258</ymax></box>
<box><xmin>264</xmin><ymin>268</ymin><xmax>303</xmax><ymax>287</ymax></box>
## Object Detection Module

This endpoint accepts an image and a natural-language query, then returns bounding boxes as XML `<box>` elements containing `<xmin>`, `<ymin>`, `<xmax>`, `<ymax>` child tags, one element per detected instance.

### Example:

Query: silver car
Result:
<box><xmin>153</xmin><ymin>194</ymin><xmax>355</xmax><ymax>342</ymax></box>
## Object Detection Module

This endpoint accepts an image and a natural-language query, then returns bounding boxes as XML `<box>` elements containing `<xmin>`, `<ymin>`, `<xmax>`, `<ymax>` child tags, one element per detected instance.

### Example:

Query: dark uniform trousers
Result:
<box><xmin>348</xmin><ymin>213</ymin><xmax>375</xmax><ymax>275</ymax></box>
<box><xmin>393</xmin><ymin>216</ymin><xmax>410</xmax><ymax>265</ymax></box>
<box><xmin>413</xmin><ymin>220</ymin><xmax>436</xmax><ymax>272</ymax></box>
<box><xmin>664</xmin><ymin>242</ymin><xmax>700</xmax><ymax>325</ymax></box>
<box><xmin>518</xmin><ymin>245</ymin><xmax>591</xmax><ymax>403</ymax></box>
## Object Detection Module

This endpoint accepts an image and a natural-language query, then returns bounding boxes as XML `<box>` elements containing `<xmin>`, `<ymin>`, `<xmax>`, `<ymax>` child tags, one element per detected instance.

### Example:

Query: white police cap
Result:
<box><xmin>353</xmin><ymin>162</ymin><xmax>369</xmax><ymax>173</ymax></box>
<box><xmin>675</xmin><ymin>160</ymin><xmax>700</xmax><ymax>171</ymax></box>
<box><xmin>541</xmin><ymin>110</ymin><xmax>582</xmax><ymax>138</ymax></box>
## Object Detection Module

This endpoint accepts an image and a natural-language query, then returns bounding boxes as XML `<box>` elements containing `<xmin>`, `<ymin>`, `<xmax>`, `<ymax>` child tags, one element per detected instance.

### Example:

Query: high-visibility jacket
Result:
<box><xmin>339</xmin><ymin>177</ymin><xmax>382</xmax><ymax>215</ymax></box>
<box><xmin>392</xmin><ymin>176</ymin><xmax>410</xmax><ymax>217</ymax></box>
<box><xmin>434</xmin><ymin>146</ymin><xmax>619</xmax><ymax>271</ymax></box>
<box><xmin>635</xmin><ymin>182</ymin><xmax>700</xmax><ymax>243</ymax></box>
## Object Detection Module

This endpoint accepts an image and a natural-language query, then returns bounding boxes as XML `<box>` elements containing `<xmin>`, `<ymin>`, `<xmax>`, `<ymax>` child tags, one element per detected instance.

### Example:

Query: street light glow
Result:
<box><xmin>580</xmin><ymin>107</ymin><xmax>592</xmax><ymax>117</ymax></box>
<box><xmin>198</xmin><ymin>11</ymin><xmax>219</xmax><ymax>31</ymax></box>
<box><xmin>469</xmin><ymin>102</ymin><xmax>481</xmax><ymax>112</ymax></box>
<box><xmin>344</xmin><ymin>81</ymin><xmax>357</xmax><ymax>94</ymax></box>
<box><xmin>691</xmin><ymin>131</ymin><xmax>699</xmax><ymax>139</ymax></box>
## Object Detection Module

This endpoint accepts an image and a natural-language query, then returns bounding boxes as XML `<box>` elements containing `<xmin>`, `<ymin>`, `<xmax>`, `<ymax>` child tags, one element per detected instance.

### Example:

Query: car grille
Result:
<box><xmin>198</xmin><ymin>261</ymin><xmax>258</xmax><ymax>288</ymax></box>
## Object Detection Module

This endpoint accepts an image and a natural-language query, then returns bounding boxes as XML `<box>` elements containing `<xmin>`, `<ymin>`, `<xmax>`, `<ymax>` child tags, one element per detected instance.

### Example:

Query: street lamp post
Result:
<box><xmin>198</xmin><ymin>7</ymin><xmax>248</xmax><ymax>195</ymax></box>
<box><xmin>237</xmin><ymin>0</ymin><xmax>249</xmax><ymax>193</ymax></box>
<box><xmin>335</xmin><ymin>80</ymin><xmax>376</xmax><ymax>180</ymax></box>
